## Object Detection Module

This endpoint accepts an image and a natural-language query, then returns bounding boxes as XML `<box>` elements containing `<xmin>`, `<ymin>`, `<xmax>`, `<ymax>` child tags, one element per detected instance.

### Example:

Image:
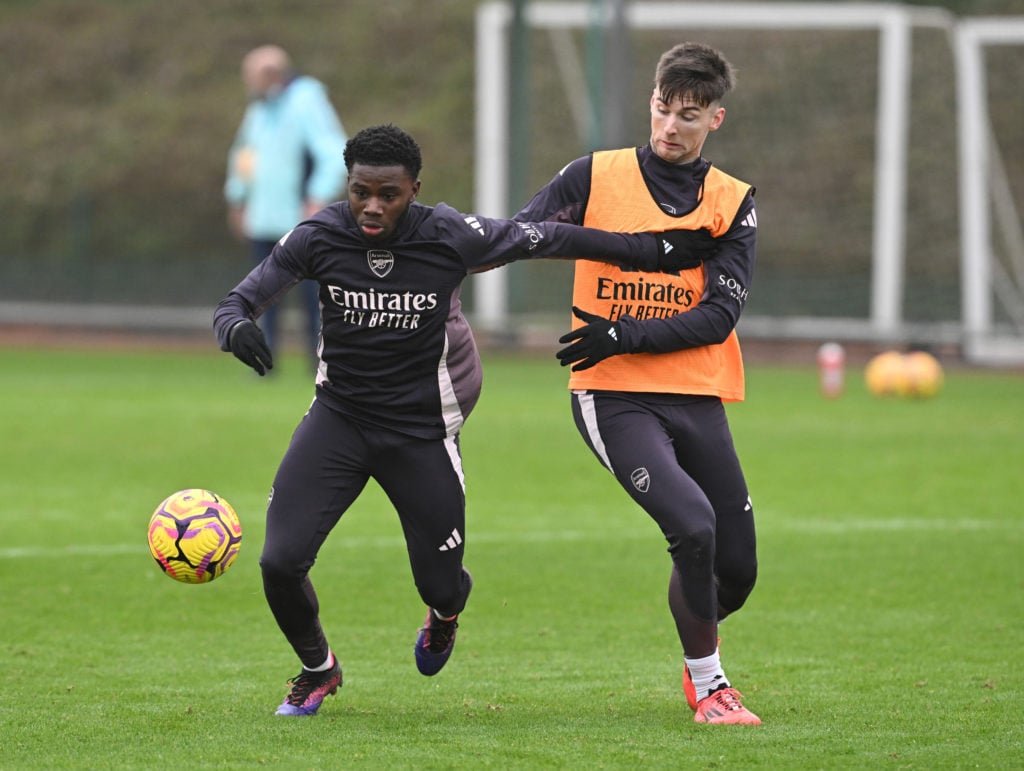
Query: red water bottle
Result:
<box><xmin>817</xmin><ymin>342</ymin><xmax>845</xmax><ymax>398</ymax></box>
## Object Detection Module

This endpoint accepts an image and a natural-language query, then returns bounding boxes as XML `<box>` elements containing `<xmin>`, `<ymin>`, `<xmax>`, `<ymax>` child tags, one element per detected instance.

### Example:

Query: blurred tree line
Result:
<box><xmin>1</xmin><ymin>0</ymin><xmax>479</xmax><ymax>302</ymax></box>
<box><xmin>1</xmin><ymin>0</ymin><xmax>1020</xmax><ymax>308</ymax></box>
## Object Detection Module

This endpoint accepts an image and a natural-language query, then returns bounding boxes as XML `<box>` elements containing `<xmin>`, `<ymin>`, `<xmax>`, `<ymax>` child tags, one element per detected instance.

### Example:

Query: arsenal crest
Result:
<box><xmin>367</xmin><ymin>250</ymin><xmax>394</xmax><ymax>278</ymax></box>
<box><xmin>630</xmin><ymin>467</ymin><xmax>651</xmax><ymax>493</ymax></box>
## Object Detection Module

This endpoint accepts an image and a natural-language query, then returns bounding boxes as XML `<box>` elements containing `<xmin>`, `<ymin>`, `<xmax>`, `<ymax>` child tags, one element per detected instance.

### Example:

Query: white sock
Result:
<box><xmin>685</xmin><ymin>649</ymin><xmax>730</xmax><ymax>702</ymax></box>
<box><xmin>303</xmin><ymin>651</ymin><xmax>334</xmax><ymax>672</ymax></box>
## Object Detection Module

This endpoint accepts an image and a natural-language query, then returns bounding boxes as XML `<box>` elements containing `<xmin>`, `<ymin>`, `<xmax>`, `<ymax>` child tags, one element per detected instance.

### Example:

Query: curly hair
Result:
<box><xmin>655</xmin><ymin>42</ymin><xmax>736</xmax><ymax>107</ymax></box>
<box><xmin>343</xmin><ymin>124</ymin><xmax>423</xmax><ymax>179</ymax></box>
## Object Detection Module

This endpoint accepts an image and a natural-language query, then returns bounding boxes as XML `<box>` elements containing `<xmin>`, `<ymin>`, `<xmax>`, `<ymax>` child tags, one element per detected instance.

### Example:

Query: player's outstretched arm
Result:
<box><xmin>446</xmin><ymin>204</ymin><xmax>716</xmax><ymax>274</ymax></box>
<box><xmin>526</xmin><ymin>222</ymin><xmax>717</xmax><ymax>273</ymax></box>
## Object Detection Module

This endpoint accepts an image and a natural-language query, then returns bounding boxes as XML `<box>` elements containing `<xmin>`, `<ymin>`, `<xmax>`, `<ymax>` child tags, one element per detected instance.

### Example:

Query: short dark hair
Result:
<box><xmin>655</xmin><ymin>43</ymin><xmax>736</xmax><ymax>107</ymax></box>
<box><xmin>343</xmin><ymin>124</ymin><xmax>423</xmax><ymax>179</ymax></box>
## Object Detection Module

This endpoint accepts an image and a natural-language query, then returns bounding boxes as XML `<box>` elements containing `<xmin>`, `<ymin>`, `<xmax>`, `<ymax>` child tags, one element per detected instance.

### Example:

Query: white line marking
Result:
<box><xmin>0</xmin><ymin>517</ymin><xmax>1015</xmax><ymax>560</ymax></box>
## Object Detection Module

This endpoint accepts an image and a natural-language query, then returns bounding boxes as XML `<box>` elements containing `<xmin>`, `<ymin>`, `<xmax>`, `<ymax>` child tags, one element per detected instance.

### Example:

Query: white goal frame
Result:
<box><xmin>955</xmin><ymin>17</ymin><xmax>1024</xmax><ymax>365</ymax></box>
<box><xmin>475</xmin><ymin>2</ymin><xmax>1024</xmax><ymax>358</ymax></box>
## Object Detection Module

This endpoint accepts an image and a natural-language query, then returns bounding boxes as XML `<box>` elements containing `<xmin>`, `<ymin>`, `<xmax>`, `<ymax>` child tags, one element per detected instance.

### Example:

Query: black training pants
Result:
<box><xmin>570</xmin><ymin>391</ymin><xmax>757</xmax><ymax>628</ymax></box>
<box><xmin>259</xmin><ymin>399</ymin><xmax>472</xmax><ymax>668</ymax></box>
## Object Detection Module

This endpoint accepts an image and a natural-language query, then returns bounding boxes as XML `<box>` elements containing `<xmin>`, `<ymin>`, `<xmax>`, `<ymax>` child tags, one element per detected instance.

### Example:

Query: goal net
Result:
<box><xmin>472</xmin><ymin>1</ymin><xmax>1021</xmax><ymax>364</ymax></box>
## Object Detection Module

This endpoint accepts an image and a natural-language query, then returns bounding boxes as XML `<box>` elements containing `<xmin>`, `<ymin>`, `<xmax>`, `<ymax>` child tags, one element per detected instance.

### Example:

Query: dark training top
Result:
<box><xmin>214</xmin><ymin>200</ymin><xmax>661</xmax><ymax>440</ymax></box>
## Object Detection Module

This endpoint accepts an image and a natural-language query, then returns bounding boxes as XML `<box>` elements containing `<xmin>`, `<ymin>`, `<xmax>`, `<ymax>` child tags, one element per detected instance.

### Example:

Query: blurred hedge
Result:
<box><xmin>1</xmin><ymin>0</ymin><xmax>1020</xmax><ymax>314</ymax></box>
<box><xmin>1</xmin><ymin>0</ymin><xmax>478</xmax><ymax>301</ymax></box>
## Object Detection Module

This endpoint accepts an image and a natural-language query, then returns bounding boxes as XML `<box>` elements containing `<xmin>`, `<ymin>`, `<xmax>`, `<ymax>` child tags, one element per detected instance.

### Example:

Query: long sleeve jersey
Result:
<box><xmin>515</xmin><ymin>146</ymin><xmax>756</xmax><ymax>357</ymax></box>
<box><xmin>214</xmin><ymin>201</ymin><xmax>664</xmax><ymax>439</ymax></box>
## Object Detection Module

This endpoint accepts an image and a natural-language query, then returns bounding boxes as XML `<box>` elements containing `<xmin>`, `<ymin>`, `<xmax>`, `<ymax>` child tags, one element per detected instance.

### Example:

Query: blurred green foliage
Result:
<box><xmin>0</xmin><ymin>0</ymin><xmax>478</xmax><ymax>299</ymax></box>
<box><xmin>1</xmin><ymin>0</ymin><xmax>1021</xmax><ymax>313</ymax></box>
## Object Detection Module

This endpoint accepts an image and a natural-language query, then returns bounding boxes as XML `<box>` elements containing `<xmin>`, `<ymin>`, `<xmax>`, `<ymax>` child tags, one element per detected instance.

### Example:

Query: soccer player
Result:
<box><xmin>514</xmin><ymin>43</ymin><xmax>761</xmax><ymax>725</ymax></box>
<box><xmin>213</xmin><ymin>124</ymin><xmax>716</xmax><ymax>716</ymax></box>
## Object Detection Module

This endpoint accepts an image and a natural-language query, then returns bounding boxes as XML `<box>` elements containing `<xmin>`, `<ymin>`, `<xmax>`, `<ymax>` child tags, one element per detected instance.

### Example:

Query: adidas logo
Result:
<box><xmin>439</xmin><ymin>528</ymin><xmax>463</xmax><ymax>552</ymax></box>
<box><xmin>740</xmin><ymin>211</ymin><xmax>758</xmax><ymax>228</ymax></box>
<box><xmin>463</xmin><ymin>216</ymin><xmax>485</xmax><ymax>236</ymax></box>
<box><xmin>607</xmin><ymin>327</ymin><xmax>618</xmax><ymax>342</ymax></box>
<box><xmin>661</xmin><ymin>238</ymin><xmax>674</xmax><ymax>254</ymax></box>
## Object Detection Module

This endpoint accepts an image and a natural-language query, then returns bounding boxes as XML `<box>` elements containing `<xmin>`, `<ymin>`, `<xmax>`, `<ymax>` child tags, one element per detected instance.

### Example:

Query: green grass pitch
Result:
<box><xmin>0</xmin><ymin>345</ymin><xmax>1021</xmax><ymax>768</ymax></box>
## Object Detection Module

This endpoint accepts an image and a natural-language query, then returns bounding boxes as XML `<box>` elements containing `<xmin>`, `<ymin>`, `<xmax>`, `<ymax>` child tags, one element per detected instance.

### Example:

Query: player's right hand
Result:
<box><xmin>228</xmin><ymin>319</ymin><xmax>273</xmax><ymax>376</ymax></box>
<box><xmin>556</xmin><ymin>306</ymin><xmax>624</xmax><ymax>371</ymax></box>
<box><xmin>656</xmin><ymin>228</ymin><xmax>718</xmax><ymax>273</ymax></box>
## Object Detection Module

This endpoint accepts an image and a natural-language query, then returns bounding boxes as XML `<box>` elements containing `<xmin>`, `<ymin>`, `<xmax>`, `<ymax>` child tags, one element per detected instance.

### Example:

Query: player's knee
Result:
<box><xmin>666</xmin><ymin>519</ymin><xmax>715</xmax><ymax>569</ymax></box>
<box><xmin>259</xmin><ymin>546</ymin><xmax>309</xmax><ymax>582</ymax></box>
<box><xmin>258</xmin><ymin>553</ymin><xmax>289</xmax><ymax>583</ymax></box>
<box><xmin>718</xmin><ymin>561</ymin><xmax>758</xmax><ymax>615</ymax></box>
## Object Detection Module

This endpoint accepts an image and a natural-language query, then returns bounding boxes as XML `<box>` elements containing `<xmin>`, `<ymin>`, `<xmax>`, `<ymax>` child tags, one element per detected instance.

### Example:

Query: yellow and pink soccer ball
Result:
<box><xmin>148</xmin><ymin>489</ymin><xmax>242</xmax><ymax>583</ymax></box>
<box><xmin>864</xmin><ymin>350</ymin><xmax>943</xmax><ymax>399</ymax></box>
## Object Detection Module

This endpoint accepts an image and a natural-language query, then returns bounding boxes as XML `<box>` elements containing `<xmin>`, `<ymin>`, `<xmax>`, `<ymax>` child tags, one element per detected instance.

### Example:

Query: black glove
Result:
<box><xmin>655</xmin><ymin>228</ymin><xmax>717</xmax><ymax>273</ymax></box>
<box><xmin>228</xmin><ymin>320</ymin><xmax>273</xmax><ymax>376</ymax></box>
<box><xmin>556</xmin><ymin>306</ymin><xmax>623</xmax><ymax>372</ymax></box>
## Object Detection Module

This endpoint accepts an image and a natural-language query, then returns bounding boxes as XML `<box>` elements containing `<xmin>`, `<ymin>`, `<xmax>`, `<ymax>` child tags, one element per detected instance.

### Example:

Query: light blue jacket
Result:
<box><xmin>225</xmin><ymin>75</ymin><xmax>348</xmax><ymax>240</ymax></box>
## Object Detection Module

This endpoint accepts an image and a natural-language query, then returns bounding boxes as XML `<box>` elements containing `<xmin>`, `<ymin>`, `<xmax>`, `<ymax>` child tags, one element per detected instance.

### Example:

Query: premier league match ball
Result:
<box><xmin>147</xmin><ymin>489</ymin><xmax>242</xmax><ymax>584</ymax></box>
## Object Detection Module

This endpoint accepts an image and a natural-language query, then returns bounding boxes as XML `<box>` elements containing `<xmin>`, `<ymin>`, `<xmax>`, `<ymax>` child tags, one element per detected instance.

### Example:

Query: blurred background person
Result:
<box><xmin>225</xmin><ymin>44</ymin><xmax>348</xmax><ymax>371</ymax></box>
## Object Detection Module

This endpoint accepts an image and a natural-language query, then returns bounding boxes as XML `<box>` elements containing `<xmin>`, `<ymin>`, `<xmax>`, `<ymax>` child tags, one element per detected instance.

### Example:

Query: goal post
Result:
<box><xmin>473</xmin><ymin>2</ymin><xmax>1010</xmax><ymax>356</ymax></box>
<box><xmin>955</xmin><ymin>17</ymin><xmax>1024</xmax><ymax>365</ymax></box>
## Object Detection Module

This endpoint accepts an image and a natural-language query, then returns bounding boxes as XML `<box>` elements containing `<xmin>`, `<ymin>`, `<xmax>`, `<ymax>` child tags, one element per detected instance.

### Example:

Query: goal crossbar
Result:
<box><xmin>474</xmin><ymin>1</ymin><xmax>954</xmax><ymax>344</ymax></box>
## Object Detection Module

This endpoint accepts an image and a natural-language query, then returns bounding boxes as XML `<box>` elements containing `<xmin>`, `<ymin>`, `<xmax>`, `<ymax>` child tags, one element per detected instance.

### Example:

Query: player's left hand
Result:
<box><xmin>228</xmin><ymin>319</ymin><xmax>273</xmax><ymax>376</ymax></box>
<box><xmin>556</xmin><ymin>306</ymin><xmax>624</xmax><ymax>371</ymax></box>
<box><xmin>656</xmin><ymin>227</ymin><xmax>717</xmax><ymax>273</ymax></box>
